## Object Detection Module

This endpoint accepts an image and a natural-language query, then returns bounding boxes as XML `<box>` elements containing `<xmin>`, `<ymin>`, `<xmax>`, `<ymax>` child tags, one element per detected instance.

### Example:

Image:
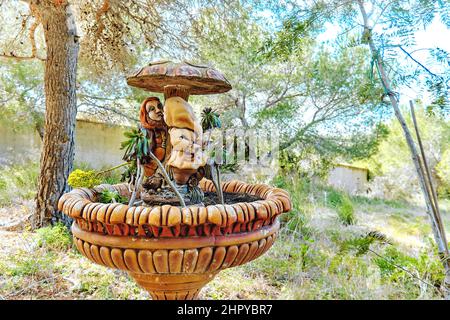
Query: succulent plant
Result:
<box><xmin>67</xmin><ymin>169</ymin><xmax>102</xmax><ymax>189</ymax></box>
<box><xmin>99</xmin><ymin>189</ymin><xmax>128</xmax><ymax>204</ymax></box>
<box><xmin>201</xmin><ymin>107</ymin><xmax>221</xmax><ymax>131</ymax></box>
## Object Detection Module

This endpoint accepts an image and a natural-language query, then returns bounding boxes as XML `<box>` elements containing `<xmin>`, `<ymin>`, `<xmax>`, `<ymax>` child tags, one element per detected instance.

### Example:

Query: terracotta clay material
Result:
<box><xmin>59</xmin><ymin>179</ymin><xmax>291</xmax><ymax>300</ymax></box>
<box><xmin>126</xmin><ymin>61</ymin><xmax>232</xmax><ymax>96</ymax></box>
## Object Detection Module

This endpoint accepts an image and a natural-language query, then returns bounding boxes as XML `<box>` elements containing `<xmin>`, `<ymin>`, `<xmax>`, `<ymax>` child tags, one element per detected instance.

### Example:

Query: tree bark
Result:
<box><xmin>33</xmin><ymin>0</ymin><xmax>79</xmax><ymax>228</ymax></box>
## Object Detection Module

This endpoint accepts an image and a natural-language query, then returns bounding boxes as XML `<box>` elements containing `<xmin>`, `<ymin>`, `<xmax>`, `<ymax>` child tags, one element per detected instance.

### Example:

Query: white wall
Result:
<box><xmin>327</xmin><ymin>165</ymin><xmax>368</xmax><ymax>194</ymax></box>
<box><xmin>0</xmin><ymin>120</ymin><xmax>128</xmax><ymax>169</ymax></box>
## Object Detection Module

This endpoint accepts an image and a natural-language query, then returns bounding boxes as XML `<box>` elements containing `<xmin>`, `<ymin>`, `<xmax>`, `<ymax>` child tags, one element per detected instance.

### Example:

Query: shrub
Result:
<box><xmin>67</xmin><ymin>169</ymin><xmax>102</xmax><ymax>189</ymax></box>
<box><xmin>5</xmin><ymin>250</ymin><xmax>56</xmax><ymax>277</ymax></box>
<box><xmin>338</xmin><ymin>196</ymin><xmax>356</xmax><ymax>226</ymax></box>
<box><xmin>339</xmin><ymin>231</ymin><xmax>390</xmax><ymax>256</ymax></box>
<box><xmin>36</xmin><ymin>223</ymin><xmax>72</xmax><ymax>251</ymax></box>
<box><xmin>0</xmin><ymin>162</ymin><xmax>39</xmax><ymax>205</ymax></box>
<box><xmin>373</xmin><ymin>245</ymin><xmax>444</xmax><ymax>297</ymax></box>
<box><xmin>325</xmin><ymin>189</ymin><xmax>356</xmax><ymax>225</ymax></box>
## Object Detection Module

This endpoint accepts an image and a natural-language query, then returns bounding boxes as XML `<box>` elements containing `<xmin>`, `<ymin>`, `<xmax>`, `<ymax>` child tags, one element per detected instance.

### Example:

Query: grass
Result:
<box><xmin>236</xmin><ymin>173</ymin><xmax>447</xmax><ymax>300</ymax></box>
<box><xmin>0</xmin><ymin>164</ymin><xmax>449</xmax><ymax>300</ymax></box>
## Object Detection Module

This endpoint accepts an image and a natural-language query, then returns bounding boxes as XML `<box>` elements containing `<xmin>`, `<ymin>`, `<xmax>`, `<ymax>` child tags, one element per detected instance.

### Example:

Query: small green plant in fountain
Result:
<box><xmin>99</xmin><ymin>189</ymin><xmax>128</xmax><ymax>204</ymax></box>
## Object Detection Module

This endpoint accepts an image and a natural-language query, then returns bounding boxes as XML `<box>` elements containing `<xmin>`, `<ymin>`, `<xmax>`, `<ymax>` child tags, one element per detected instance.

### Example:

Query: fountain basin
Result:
<box><xmin>58</xmin><ymin>179</ymin><xmax>291</xmax><ymax>300</ymax></box>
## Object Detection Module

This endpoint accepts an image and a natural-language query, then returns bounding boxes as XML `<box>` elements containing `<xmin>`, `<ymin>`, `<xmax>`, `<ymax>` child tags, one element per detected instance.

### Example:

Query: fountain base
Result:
<box><xmin>130</xmin><ymin>272</ymin><xmax>217</xmax><ymax>300</ymax></box>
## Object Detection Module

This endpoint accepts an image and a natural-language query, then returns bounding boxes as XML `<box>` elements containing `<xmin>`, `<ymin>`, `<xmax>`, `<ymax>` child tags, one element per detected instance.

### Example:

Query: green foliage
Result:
<box><xmin>354</xmin><ymin>107</ymin><xmax>450</xmax><ymax>199</ymax></box>
<box><xmin>201</xmin><ymin>107</ymin><xmax>222</xmax><ymax>131</ymax></box>
<box><xmin>36</xmin><ymin>223</ymin><xmax>72</xmax><ymax>251</ymax></box>
<box><xmin>374</xmin><ymin>246</ymin><xmax>444</xmax><ymax>289</ymax></box>
<box><xmin>337</xmin><ymin>197</ymin><xmax>356</xmax><ymax>226</ymax></box>
<box><xmin>0</xmin><ymin>162</ymin><xmax>39</xmax><ymax>205</ymax></box>
<box><xmin>256</xmin><ymin>45</ymin><xmax>388</xmax><ymax>169</ymax></box>
<box><xmin>279</xmin><ymin>148</ymin><xmax>334</xmax><ymax>179</ymax></box>
<box><xmin>4</xmin><ymin>250</ymin><xmax>56</xmax><ymax>277</ymax></box>
<box><xmin>76</xmin><ymin>271</ymin><xmax>116</xmax><ymax>298</ymax></box>
<box><xmin>100</xmin><ymin>171</ymin><xmax>123</xmax><ymax>185</ymax></box>
<box><xmin>67</xmin><ymin>169</ymin><xmax>101</xmax><ymax>189</ymax></box>
<box><xmin>325</xmin><ymin>188</ymin><xmax>356</xmax><ymax>225</ymax></box>
<box><xmin>0</xmin><ymin>228</ymin><xmax>68</xmax><ymax>277</ymax></box>
<box><xmin>120</xmin><ymin>160</ymin><xmax>137</xmax><ymax>183</ymax></box>
<box><xmin>121</xmin><ymin>126</ymin><xmax>150</xmax><ymax>162</ymax></box>
<box><xmin>340</xmin><ymin>231</ymin><xmax>390</xmax><ymax>256</ymax></box>
<box><xmin>99</xmin><ymin>190</ymin><xmax>128</xmax><ymax>204</ymax></box>
<box><xmin>0</xmin><ymin>60</ymin><xmax>44</xmax><ymax>131</ymax></box>
<box><xmin>436</xmin><ymin>148</ymin><xmax>450</xmax><ymax>198</ymax></box>
<box><xmin>257</xmin><ymin>15</ymin><xmax>316</xmax><ymax>61</ymax></box>
<box><xmin>272</xmin><ymin>174</ymin><xmax>313</xmax><ymax>238</ymax></box>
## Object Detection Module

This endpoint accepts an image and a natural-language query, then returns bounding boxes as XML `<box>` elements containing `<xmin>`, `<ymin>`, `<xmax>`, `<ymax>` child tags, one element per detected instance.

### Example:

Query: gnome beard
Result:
<box><xmin>166</xmin><ymin>127</ymin><xmax>206</xmax><ymax>184</ymax></box>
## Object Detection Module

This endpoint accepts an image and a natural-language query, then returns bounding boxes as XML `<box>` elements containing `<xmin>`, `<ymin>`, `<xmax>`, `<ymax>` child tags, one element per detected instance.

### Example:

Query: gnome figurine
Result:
<box><xmin>126</xmin><ymin>61</ymin><xmax>233</xmax><ymax>203</ymax></box>
<box><xmin>164</xmin><ymin>96</ymin><xmax>207</xmax><ymax>197</ymax></box>
<box><xmin>138</xmin><ymin>96</ymin><xmax>169</xmax><ymax>190</ymax></box>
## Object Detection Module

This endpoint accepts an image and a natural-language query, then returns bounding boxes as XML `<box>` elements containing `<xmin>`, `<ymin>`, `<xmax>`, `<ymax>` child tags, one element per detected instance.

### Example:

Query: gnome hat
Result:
<box><xmin>164</xmin><ymin>96</ymin><xmax>200</xmax><ymax>132</ymax></box>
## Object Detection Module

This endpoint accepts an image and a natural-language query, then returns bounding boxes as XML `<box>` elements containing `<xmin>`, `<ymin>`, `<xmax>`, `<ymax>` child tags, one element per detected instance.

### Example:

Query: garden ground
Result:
<box><xmin>0</xmin><ymin>164</ymin><xmax>449</xmax><ymax>300</ymax></box>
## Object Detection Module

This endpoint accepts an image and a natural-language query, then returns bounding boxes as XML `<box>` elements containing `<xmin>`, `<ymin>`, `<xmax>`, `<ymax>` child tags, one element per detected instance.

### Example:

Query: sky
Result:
<box><xmin>316</xmin><ymin>16</ymin><xmax>450</xmax><ymax>108</ymax></box>
<box><xmin>255</xmin><ymin>3</ymin><xmax>450</xmax><ymax>110</ymax></box>
<box><xmin>401</xmin><ymin>18</ymin><xmax>450</xmax><ymax>106</ymax></box>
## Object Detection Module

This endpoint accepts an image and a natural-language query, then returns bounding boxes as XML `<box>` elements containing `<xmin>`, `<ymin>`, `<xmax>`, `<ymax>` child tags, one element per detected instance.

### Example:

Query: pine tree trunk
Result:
<box><xmin>32</xmin><ymin>1</ymin><xmax>79</xmax><ymax>228</ymax></box>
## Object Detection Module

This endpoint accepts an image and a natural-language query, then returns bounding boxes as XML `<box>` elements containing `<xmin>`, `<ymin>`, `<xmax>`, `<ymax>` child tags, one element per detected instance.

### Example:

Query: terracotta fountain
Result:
<box><xmin>58</xmin><ymin>61</ymin><xmax>291</xmax><ymax>300</ymax></box>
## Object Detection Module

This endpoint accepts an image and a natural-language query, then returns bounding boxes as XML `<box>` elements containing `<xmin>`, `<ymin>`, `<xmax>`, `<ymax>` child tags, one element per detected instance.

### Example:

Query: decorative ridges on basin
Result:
<box><xmin>57</xmin><ymin>179</ymin><xmax>292</xmax><ymax>238</ymax></box>
<box><xmin>72</xmin><ymin>221</ymin><xmax>278</xmax><ymax>274</ymax></box>
<box><xmin>73</xmin><ymin>216</ymin><xmax>277</xmax><ymax>238</ymax></box>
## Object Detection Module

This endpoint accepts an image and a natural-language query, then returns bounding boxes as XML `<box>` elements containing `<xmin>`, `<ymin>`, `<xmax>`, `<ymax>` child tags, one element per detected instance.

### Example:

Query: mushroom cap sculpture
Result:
<box><xmin>126</xmin><ymin>60</ymin><xmax>232</xmax><ymax>98</ymax></box>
